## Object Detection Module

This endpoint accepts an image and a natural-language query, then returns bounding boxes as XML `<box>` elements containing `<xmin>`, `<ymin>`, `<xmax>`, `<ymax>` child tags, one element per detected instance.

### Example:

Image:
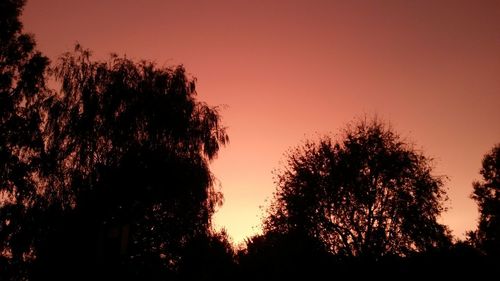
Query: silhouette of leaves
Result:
<box><xmin>264</xmin><ymin>117</ymin><xmax>451</xmax><ymax>258</ymax></box>
<box><xmin>33</xmin><ymin>45</ymin><xmax>228</xmax><ymax>279</ymax></box>
<box><xmin>469</xmin><ymin>143</ymin><xmax>500</xmax><ymax>257</ymax></box>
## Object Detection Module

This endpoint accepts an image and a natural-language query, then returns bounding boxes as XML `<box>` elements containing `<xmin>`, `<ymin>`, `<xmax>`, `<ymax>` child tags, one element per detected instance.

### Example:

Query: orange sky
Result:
<box><xmin>23</xmin><ymin>0</ymin><xmax>500</xmax><ymax>244</ymax></box>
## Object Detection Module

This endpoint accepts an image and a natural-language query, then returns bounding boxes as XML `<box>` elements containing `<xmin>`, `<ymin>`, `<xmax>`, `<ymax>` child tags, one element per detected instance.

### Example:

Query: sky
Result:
<box><xmin>23</xmin><ymin>0</ymin><xmax>500</xmax><ymax>244</ymax></box>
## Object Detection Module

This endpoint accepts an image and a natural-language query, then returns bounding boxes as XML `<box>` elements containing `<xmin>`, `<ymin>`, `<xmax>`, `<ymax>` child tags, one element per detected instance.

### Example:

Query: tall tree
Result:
<box><xmin>34</xmin><ymin>45</ymin><xmax>228</xmax><ymax>279</ymax></box>
<box><xmin>0</xmin><ymin>0</ymin><xmax>49</xmax><ymax>278</ymax></box>
<box><xmin>469</xmin><ymin>143</ymin><xmax>500</xmax><ymax>256</ymax></box>
<box><xmin>265</xmin><ymin>118</ymin><xmax>451</xmax><ymax>258</ymax></box>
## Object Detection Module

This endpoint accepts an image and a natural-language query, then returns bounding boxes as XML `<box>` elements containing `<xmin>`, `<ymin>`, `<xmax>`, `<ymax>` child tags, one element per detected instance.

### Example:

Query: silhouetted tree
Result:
<box><xmin>178</xmin><ymin>229</ymin><xmax>236</xmax><ymax>280</ymax></box>
<box><xmin>238</xmin><ymin>231</ymin><xmax>331</xmax><ymax>280</ymax></box>
<box><xmin>32</xmin><ymin>45</ymin><xmax>228</xmax><ymax>280</ymax></box>
<box><xmin>264</xmin><ymin>118</ymin><xmax>451</xmax><ymax>259</ymax></box>
<box><xmin>1</xmin><ymin>2</ymin><xmax>229</xmax><ymax>278</ymax></box>
<box><xmin>0</xmin><ymin>0</ymin><xmax>49</xmax><ymax>279</ymax></box>
<box><xmin>469</xmin><ymin>143</ymin><xmax>500</xmax><ymax>256</ymax></box>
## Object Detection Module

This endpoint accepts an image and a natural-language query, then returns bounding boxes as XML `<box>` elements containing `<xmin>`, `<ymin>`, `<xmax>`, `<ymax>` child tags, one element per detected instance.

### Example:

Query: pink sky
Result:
<box><xmin>23</xmin><ymin>0</ymin><xmax>500</xmax><ymax>244</ymax></box>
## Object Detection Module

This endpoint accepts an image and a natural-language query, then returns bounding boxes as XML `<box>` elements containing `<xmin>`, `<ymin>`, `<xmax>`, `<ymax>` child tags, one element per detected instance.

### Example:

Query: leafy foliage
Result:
<box><xmin>238</xmin><ymin>231</ymin><xmax>330</xmax><ymax>280</ymax></box>
<box><xmin>1</xmin><ymin>2</ymin><xmax>230</xmax><ymax>279</ymax></box>
<box><xmin>0</xmin><ymin>0</ymin><xmax>49</xmax><ymax>278</ymax></box>
<box><xmin>33</xmin><ymin>45</ymin><xmax>228</xmax><ymax>278</ymax></box>
<box><xmin>265</xmin><ymin>118</ymin><xmax>451</xmax><ymax>257</ymax></box>
<box><xmin>178</xmin><ymin>229</ymin><xmax>237</xmax><ymax>280</ymax></box>
<box><xmin>2</xmin><ymin>1</ymin><xmax>497</xmax><ymax>279</ymax></box>
<box><xmin>469</xmin><ymin>143</ymin><xmax>500</xmax><ymax>256</ymax></box>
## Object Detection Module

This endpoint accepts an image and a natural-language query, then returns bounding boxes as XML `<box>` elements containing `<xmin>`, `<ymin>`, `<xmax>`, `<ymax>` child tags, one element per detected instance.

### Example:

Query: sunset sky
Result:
<box><xmin>23</xmin><ymin>0</ymin><xmax>500</xmax><ymax>244</ymax></box>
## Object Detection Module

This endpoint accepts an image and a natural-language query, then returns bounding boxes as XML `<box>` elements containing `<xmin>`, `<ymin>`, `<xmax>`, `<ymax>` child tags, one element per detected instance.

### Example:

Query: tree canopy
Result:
<box><xmin>469</xmin><ymin>143</ymin><xmax>500</xmax><ymax>256</ymax></box>
<box><xmin>33</xmin><ymin>45</ymin><xmax>229</xmax><ymax>279</ymax></box>
<box><xmin>0</xmin><ymin>2</ymin><xmax>229</xmax><ymax>279</ymax></box>
<box><xmin>264</xmin><ymin>118</ymin><xmax>451</xmax><ymax>258</ymax></box>
<box><xmin>0</xmin><ymin>0</ymin><xmax>49</xmax><ymax>278</ymax></box>
<box><xmin>2</xmin><ymin>0</ymin><xmax>499</xmax><ymax>279</ymax></box>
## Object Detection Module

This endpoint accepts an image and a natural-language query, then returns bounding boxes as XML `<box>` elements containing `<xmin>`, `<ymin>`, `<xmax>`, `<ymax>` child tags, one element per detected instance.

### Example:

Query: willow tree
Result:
<box><xmin>36</xmin><ymin>46</ymin><xmax>228</xmax><ymax>278</ymax></box>
<box><xmin>265</xmin><ymin>118</ymin><xmax>451</xmax><ymax>258</ymax></box>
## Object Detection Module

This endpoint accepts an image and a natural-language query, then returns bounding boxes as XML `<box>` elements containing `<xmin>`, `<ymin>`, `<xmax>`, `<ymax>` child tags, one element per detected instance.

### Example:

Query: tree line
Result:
<box><xmin>1</xmin><ymin>1</ymin><xmax>499</xmax><ymax>280</ymax></box>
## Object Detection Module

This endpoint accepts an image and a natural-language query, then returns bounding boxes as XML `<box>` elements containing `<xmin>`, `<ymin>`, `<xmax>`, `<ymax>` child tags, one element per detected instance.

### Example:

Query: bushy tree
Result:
<box><xmin>469</xmin><ymin>144</ymin><xmax>500</xmax><ymax>256</ymax></box>
<box><xmin>178</xmin><ymin>229</ymin><xmax>236</xmax><ymax>280</ymax></box>
<box><xmin>265</xmin><ymin>118</ymin><xmax>451</xmax><ymax>258</ymax></box>
<box><xmin>33</xmin><ymin>45</ymin><xmax>228</xmax><ymax>279</ymax></box>
<box><xmin>238</xmin><ymin>231</ymin><xmax>330</xmax><ymax>280</ymax></box>
<box><xmin>0</xmin><ymin>0</ymin><xmax>49</xmax><ymax>278</ymax></box>
<box><xmin>0</xmin><ymin>1</ymin><xmax>229</xmax><ymax>278</ymax></box>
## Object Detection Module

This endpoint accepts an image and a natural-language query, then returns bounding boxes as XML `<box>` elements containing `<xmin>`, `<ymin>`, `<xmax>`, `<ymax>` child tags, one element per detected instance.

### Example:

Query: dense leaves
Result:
<box><xmin>0</xmin><ymin>0</ymin><xmax>49</xmax><ymax>278</ymax></box>
<box><xmin>178</xmin><ymin>229</ymin><xmax>237</xmax><ymax>280</ymax></box>
<box><xmin>265</xmin><ymin>118</ymin><xmax>451</xmax><ymax>257</ymax></box>
<box><xmin>1</xmin><ymin>2</ymin><xmax>229</xmax><ymax>279</ymax></box>
<box><xmin>469</xmin><ymin>144</ymin><xmax>500</xmax><ymax>256</ymax></box>
<box><xmin>1</xmin><ymin>1</ymin><xmax>499</xmax><ymax>279</ymax></box>
<box><xmin>32</xmin><ymin>45</ymin><xmax>228</xmax><ymax>279</ymax></box>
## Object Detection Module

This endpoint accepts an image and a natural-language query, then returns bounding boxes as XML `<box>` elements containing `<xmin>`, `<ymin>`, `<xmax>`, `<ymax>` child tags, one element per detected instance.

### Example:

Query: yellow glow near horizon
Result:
<box><xmin>23</xmin><ymin>0</ymin><xmax>500</xmax><ymax>245</ymax></box>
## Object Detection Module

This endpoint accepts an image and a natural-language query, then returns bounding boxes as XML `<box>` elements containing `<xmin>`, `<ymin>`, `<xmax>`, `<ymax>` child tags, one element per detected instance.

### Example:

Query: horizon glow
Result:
<box><xmin>23</xmin><ymin>0</ymin><xmax>500</xmax><ymax>244</ymax></box>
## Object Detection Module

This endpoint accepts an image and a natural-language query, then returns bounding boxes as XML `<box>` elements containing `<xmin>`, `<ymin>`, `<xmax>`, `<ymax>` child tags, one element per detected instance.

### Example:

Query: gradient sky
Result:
<box><xmin>23</xmin><ymin>0</ymin><xmax>500</xmax><ymax>244</ymax></box>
